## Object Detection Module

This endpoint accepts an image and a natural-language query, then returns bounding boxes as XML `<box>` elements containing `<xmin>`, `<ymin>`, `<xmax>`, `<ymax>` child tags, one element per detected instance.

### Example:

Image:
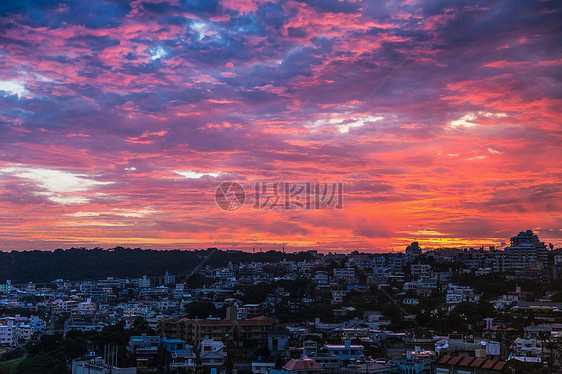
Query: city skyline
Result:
<box><xmin>0</xmin><ymin>0</ymin><xmax>561</xmax><ymax>251</ymax></box>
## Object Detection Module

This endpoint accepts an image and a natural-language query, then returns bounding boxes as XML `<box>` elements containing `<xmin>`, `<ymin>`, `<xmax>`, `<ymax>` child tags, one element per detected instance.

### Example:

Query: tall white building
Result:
<box><xmin>504</xmin><ymin>230</ymin><xmax>548</xmax><ymax>271</ymax></box>
<box><xmin>405</xmin><ymin>242</ymin><xmax>422</xmax><ymax>261</ymax></box>
<box><xmin>138</xmin><ymin>275</ymin><xmax>151</xmax><ymax>288</ymax></box>
<box><xmin>0</xmin><ymin>318</ymin><xmax>15</xmax><ymax>346</ymax></box>
<box><xmin>0</xmin><ymin>280</ymin><xmax>12</xmax><ymax>294</ymax></box>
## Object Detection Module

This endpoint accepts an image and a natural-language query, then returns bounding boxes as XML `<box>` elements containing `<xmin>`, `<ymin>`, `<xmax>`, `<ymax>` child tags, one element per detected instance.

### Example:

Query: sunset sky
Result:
<box><xmin>0</xmin><ymin>0</ymin><xmax>561</xmax><ymax>252</ymax></box>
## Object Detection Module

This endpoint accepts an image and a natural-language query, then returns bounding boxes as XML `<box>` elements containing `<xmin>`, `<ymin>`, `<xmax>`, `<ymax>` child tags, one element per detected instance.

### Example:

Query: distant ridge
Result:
<box><xmin>0</xmin><ymin>247</ymin><xmax>314</xmax><ymax>283</ymax></box>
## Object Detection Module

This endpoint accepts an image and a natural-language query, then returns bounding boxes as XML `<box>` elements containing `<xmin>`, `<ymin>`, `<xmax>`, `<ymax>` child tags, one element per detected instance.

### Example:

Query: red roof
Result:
<box><xmin>459</xmin><ymin>357</ymin><xmax>474</xmax><ymax>366</ymax></box>
<box><xmin>493</xmin><ymin>361</ymin><xmax>507</xmax><ymax>370</ymax></box>
<box><xmin>283</xmin><ymin>359</ymin><xmax>322</xmax><ymax>372</ymax></box>
<box><xmin>447</xmin><ymin>356</ymin><xmax>462</xmax><ymax>365</ymax></box>
<box><xmin>437</xmin><ymin>356</ymin><xmax>506</xmax><ymax>372</ymax></box>
<box><xmin>481</xmin><ymin>360</ymin><xmax>496</xmax><ymax>369</ymax></box>
<box><xmin>470</xmin><ymin>358</ymin><xmax>485</xmax><ymax>367</ymax></box>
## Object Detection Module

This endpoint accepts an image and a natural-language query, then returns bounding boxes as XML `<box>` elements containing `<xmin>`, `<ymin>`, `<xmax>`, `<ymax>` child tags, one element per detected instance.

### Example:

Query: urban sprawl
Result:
<box><xmin>1</xmin><ymin>229</ymin><xmax>561</xmax><ymax>374</ymax></box>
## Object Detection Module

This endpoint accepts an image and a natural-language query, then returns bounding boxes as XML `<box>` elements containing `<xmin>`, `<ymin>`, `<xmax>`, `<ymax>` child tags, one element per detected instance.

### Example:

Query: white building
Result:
<box><xmin>0</xmin><ymin>318</ymin><xmax>15</xmax><ymax>346</ymax></box>
<box><xmin>252</xmin><ymin>362</ymin><xmax>275</xmax><ymax>374</ymax></box>
<box><xmin>0</xmin><ymin>280</ymin><xmax>13</xmax><ymax>294</ymax></box>
<box><xmin>410</xmin><ymin>264</ymin><xmax>431</xmax><ymax>277</ymax></box>
<box><xmin>312</xmin><ymin>271</ymin><xmax>329</xmax><ymax>284</ymax></box>
<box><xmin>331</xmin><ymin>289</ymin><xmax>349</xmax><ymax>304</ymax></box>
<box><xmin>138</xmin><ymin>275</ymin><xmax>151</xmax><ymax>289</ymax></box>
<box><xmin>15</xmin><ymin>324</ymin><xmax>33</xmax><ymax>342</ymax></box>
<box><xmin>445</xmin><ymin>284</ymin><xmax>480</xmax><ymax>304</ymax></box>
<box><xmin>511</xmin><ymin>338</ymin><xmax>542</xmax><ymax>356</ymax></box>
<box><xmin>403</xmin><ymin>298</ymin><xmax>419</xmax><ymax>305</ymax></box>
<box><xmin>333</xmin><ymin>268</ymin><xmax>356</xmax><ymax>280</ymax></box>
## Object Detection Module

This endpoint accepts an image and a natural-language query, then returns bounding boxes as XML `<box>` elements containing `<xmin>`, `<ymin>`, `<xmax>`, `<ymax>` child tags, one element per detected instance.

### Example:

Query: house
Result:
<box><xmin>128</xmin><ymin>335</ymin><xmax>161</xmax><ymax>369</ymax></box>
<box><xmin>199</xmin><ymin>337</ymin><xmax>227</xmax><ymax>368</ymax></box>
<box><xmin>200</xmin><ymin>351</ymin><xmax>226</xmax><ymax>369</ymax></box>
<box><xmin>252</xmin><ymin>361</ymin><xmax>276</xmax><ymax>374</ymax></box>
<box><xmin>510</xmin><ymin>338</ymin><xmax>541</xmax><ymax>356</ymax></box>
<box><xmin>312</xmin><ymin>271</ymin><xmax>329</xmax><ymax>285</ymax></box>
<box><xmin>162</xmin><ymin>337</ymin><xmax>196</xmax><ymax>370</ymax></box>
<box><xmin>446</xmin><ymin>284</ymin><xmax>480</xmax><ymax>304</ymax></box>
<box><xmin>403</xmin><ymin>298</ymin><xmax>419</xmax><ymax>305</ymax></box>
<box><xmin>307</xmin><ymin>355</ymin><xmax>339</xmax><ymax>374</ymax></box>
<box><xmin>199</xmin><ymin>338</ymin><xmax>226</xmax><ymax>355</ymax></box>
<box><xmin>303</xmin><ymin>341</ymin><xmax>318</xmax><ymax>357</ymax></box>
<box><xmin>269</xmin><ymin>329</ymin><xmax>290</xmax><ymax>355</ymax></box>
<box><xmin>331</xmin><ymin>290</ymin><xmax>349</xmax><ymax>304</ymax></box>
<box><xmin>324</xmin><ymin>341</ymin><xmax>364</xmax><ymax>361</ymax></box>
<box><xmin>383</xmin><ymin>335</ymin><xmax>406</xmax><ymax>360</ymax></box>
<box><xmin>14</xmin><ymin>324</ymin><xmax>34</xmax><ymax>342</ymax></box>
<box><xmin>277</xmin><ymin>358</ymin><xmax>323</xmax><ymax>374</ymax></box>
<box><xmin>128</xmin><ymin>334</ymin><xmax>160</xmax><ymax>352</ymax></box>
<box><xmin>410</xmin><ymin>264</ymin><xmax>432</xmax><ymax>278</ymax></box>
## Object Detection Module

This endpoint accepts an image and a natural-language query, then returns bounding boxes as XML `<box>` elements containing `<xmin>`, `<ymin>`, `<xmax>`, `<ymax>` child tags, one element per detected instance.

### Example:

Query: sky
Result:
<box><xmin>0</xmin><ymin>0</ymin><xmax>561</xmax><ymax>252</ymax></box>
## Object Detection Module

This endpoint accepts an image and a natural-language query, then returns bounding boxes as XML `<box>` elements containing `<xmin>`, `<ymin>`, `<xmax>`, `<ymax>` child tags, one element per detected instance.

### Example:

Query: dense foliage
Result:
<box><xmin>15</xmin><ymin>319</ymin><xmax>154</xmax><ymax>374</ymax></box>
<box><xmin>0</xmin><ymin>248</ymin><xmax>314</xmax><ymax>283</ymax></box>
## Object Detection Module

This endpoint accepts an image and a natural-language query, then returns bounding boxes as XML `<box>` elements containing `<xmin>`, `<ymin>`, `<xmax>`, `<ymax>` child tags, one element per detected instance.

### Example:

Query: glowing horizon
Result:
<box><xmin>0</xmin><ymin>0</ymin><xmax>561</xmax><ymax>252</ymax></box>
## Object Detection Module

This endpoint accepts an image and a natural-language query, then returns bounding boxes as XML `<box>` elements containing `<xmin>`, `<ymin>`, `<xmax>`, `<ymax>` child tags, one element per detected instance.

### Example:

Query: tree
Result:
<box><xmin>16</xmin><ymin>351</ymin><xmax>66</xmax><ymax>374</ymax></box>
<box><xmin>185</xmin><ymin>301</ymin><xmax>217</xmax><ymax>319</ymax></box>
<box><xmin>62</xmin><ymin>330</ymin><xmax>89</xmax><ymax>360</ymax></box>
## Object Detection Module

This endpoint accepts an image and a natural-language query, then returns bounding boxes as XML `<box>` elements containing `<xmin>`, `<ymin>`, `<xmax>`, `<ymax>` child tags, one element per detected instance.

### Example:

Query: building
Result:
<box><xmin>158</xmin><ymin>307</ymin><xmax>277</xmax><ymax>345</ymax></box>
<box><xmin>128</xmin><ymin>335</ymin><xmax>160</xmax><ymax>369</ymax></box>
<box><xmin>331</xmin><ymin>289</ymin><xmax>349</xmax><ymax>304</ymax></box>
<box><xmin>0</xmin><ymin>318</ymin><xmax>14</xmax><ymax>346</ymax></box>
<box><xmin>510</xmin><ymin>338</ymin><xmax>541</xmax><ymax>357</ymax></box>
<box><xmin>333</xmin><ymin>268</ymin><xmax>356</xmax><ymax>281</ymax></box>
<box><xmin>14</xmin><ymin>324</ymin><xmax>34</xmax><ymax>342</ymax></box>
<box><xmin>340</xmin><ymin>362</ymin><xmax>391</xmax><ymax>374</ymax></box>
<box><xmin>446</xmin><ymin>284</ymin><xmax>480</xmax><ymax>304</ymax></box>
<box><xmin>411</xmin><ymin>264</ymin><xmax>432</xmax><ymax>278</ymax></box>
<box><xmin>199</xmin><ymin>338</ymin><xmax>226</xmax><ymax>369</ymax></box>
<box><xmin>403</xmin><ymin>298</ymin><xmax>419</xmax><ymax>305</ymax></box>
<box><xmin>325</xmin><ymin>341</ymin><xmax>364</xmax><ymax>361</ymax></box>
<box><xmin>406</xmin><ymin>242</ymin><xmax>422</xmax><ymax>260</ymax></box>
<box><xmin>269</xmin><ymin>329</ymin><xmax>290</xmax><ymax>355</ymax></box>
<box><xmin>504</xmin><ymin>230</ymin><xmax>548</xmax><ymax>273</ymax></box>
<box><xmin>432</xmin><ymin>356</ymin><xmax>508</xmax><ymax>374</ymax></box>
<box><xmin>0</xmin><ymin>280</ymin><xmax>13</xmax><ymax>294</ymax></box>
<box><xmin>389</xmin><ymin>358</ymin><xmax>430</xmax><ymax>374</ymax></box>
<box><xmin>162</xmin><ymin>337</ymin><xmax>197</xmax><ymax>370</ymax></box>
<box><xmin>275</xmin><ymin>358</ymin><xmax>323</xmax><ymax>374</ymax></box>
<box><xmin>312</xmin><ymin>271</ymin><xmax>330</xmax><ymax>284</ymax></box>
<box><xmin>72</xmin><ymin>359</ymin><xmax>137</xmax><ymax>374</ymax></box>
<box><xmin>252</xmin><ymin>362</ymin><xmax>276</xmax><ymax>374</ymax></box>
<box><xmin>138</xmin><ymin>275</ymin><xmax>151</xmax><ymax>289</ymax></box>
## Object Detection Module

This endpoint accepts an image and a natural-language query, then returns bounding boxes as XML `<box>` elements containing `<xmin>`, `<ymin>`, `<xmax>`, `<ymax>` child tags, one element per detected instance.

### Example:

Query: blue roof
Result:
<box><xmin>163</xmin><ymin>338</ymin><xmax>186</xmax><ymax>343</ymax></box>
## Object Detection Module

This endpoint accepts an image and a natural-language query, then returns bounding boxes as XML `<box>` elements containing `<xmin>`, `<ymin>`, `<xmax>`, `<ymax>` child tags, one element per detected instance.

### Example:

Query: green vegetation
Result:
<box><xmin>0</xmin><ymin>248</ymin><xmax>314</xmax><ymax>283</ymax></box>
<box><xmin>14</xmin><ymin>318</ymin><xmax>154</xmax><ymax>374</ymax></box>
<box><xmin>0</xmin><ymin>357</ymin><xmax>25</xmax><ymax>374</ymax></box>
